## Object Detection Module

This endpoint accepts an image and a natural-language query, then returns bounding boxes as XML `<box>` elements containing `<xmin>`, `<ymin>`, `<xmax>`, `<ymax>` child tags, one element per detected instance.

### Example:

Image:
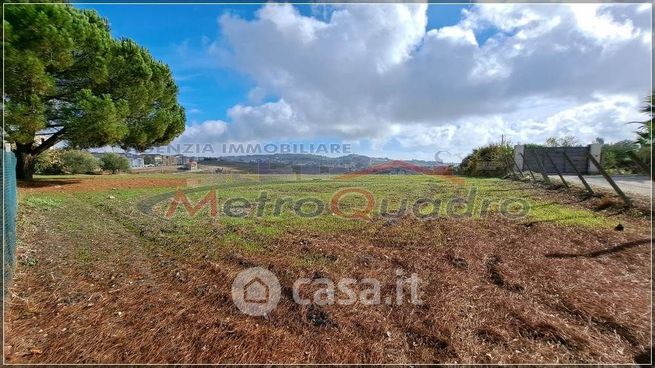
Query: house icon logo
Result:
<box><xmin>231</xmin><ymin>267</ymin><xmax>281</xmax><ymax>316</ymax></box>
<box><xmin>244</xmin><ymin>277</ymin><xmax>269</xmax><ymax>303</ymax></box>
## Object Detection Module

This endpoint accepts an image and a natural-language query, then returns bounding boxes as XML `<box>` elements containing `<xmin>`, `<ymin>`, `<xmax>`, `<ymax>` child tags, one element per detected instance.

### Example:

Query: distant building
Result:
<box><xmin>142</xmin><ymin>154</ymin><xmax>178</xmax><ymax>166</ymax></box>
<box><xmin>154</xmin><ymin>155</ymin><xmax>162</xmax><ymax>165</ymax></box>
<box><xmin>129</xmin><ymin>156</ymin><xmax>145</xmax><ymax>168</ymax></box>
<box><xmin>121</xmin><ymin>152</ymin><xmax>144</xmax><ymax>168</ymax></box>
<box><xmin>175</xmin><ymin>155</ymin><xmax>190</xmax><ymax>165</ymax></box>
<box><xmin>185</xmin><ymin>160</ymin><xmax>198</xmax><ymax>170</ymax></box>
<box><xmin>161</xmin><ymin>155</ymin><xmax>177</xmax><ymax>166</ymax></box>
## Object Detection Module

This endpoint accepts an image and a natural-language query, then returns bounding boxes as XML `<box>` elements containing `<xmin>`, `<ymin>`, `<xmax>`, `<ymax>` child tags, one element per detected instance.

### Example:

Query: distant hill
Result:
<box><xmin>205</xmin><ymin>153</ymin><xmax>447</xmax><ymax>169</ymax></box>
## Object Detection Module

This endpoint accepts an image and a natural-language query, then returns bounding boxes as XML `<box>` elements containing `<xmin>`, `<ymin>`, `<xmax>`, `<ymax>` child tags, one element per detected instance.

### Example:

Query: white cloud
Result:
<box><xmin>181</xmin><ymin>120</ymin><xmax>228</xmax><ymax>142</ymax></box>
<box><xmin>384</xmin><ymin>94</ymin><xmax>644</xmax><ymax>161</ymax></box>
<box><xmin>175</xmin><ymin>3</ymin><xmax>651</xmax><ymax>159</ymax></box>
<box><xmin>570</xmin><ymin>4</ymin><xmax>640</xmax><ymax>44</ymax></box>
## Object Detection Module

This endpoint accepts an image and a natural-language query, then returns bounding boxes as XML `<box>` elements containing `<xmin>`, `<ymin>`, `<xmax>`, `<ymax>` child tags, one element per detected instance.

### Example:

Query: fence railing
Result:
<box><xmin>2</xmin><ymin>148</ymin><xmax>18</xmax><ymax>293</ymax></box>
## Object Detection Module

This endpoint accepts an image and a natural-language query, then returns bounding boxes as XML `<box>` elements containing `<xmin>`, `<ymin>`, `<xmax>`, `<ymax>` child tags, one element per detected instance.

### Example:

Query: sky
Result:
<box><xmin>78</xmin><ymin>3</ymin><xmax>652</xmax><ymax>162</ymax></box>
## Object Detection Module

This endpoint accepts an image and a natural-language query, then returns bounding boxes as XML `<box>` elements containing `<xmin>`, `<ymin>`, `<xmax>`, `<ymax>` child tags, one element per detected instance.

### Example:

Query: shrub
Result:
<box><xmin>600</xmin><ymin>140</ymin><xmax>652</xmax><ymax>175</ymax></box>
<box><xmin>100</xmin><ymin>153</ymin><xmax>130</xmax><ymax>174</ymax></box>
<box><xmin>635</xmin><ymin>145</ymin><xmax>652</xmax><ymax>168</ymax></box>
<box><xmin>60</xmin><ymin>150</ymin><xmax>100</xmax><ymax>174</ymax></box>
<box><xmin>34</xmin><ymin>149</ymin><xmax>65</xmax><ymax>174</ymax></box>
<box><xmin>458</xmin><ymin>143</ymin><xmax>514</xmax><ymax>177</ymax></box>
<box><xmin>601</xmin><ymin>140</ymin><xmax>640</xmax><ymax>174</ymax></box>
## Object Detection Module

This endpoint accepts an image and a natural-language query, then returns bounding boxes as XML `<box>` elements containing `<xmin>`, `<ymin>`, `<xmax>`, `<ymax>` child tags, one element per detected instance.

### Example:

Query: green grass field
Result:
<box><xmin>22</xmin><ymin>174</ymin><xmax>613</xmax><ymax>247</ymax></box>
<box><xmin>18</xmin><ymin>173</ymin><xmax>615</xmax><ymax>265</ymax></box>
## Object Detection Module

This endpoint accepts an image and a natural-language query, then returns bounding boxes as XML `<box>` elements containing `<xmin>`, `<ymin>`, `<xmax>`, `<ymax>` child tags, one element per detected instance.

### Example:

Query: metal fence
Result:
<box><xmin>522</xmin><ymin>146</ymin><xmax>590</xmax><ymax>174</ymax></box>
<box><xmin>2</xmin><ymin>149</ymin><xmax>18</xmax><ymax>293</ymax></box>
<box><xmin>513</xmin><ymin>144</ymin><xmax>638</xmax><ymax>206</ymax></box>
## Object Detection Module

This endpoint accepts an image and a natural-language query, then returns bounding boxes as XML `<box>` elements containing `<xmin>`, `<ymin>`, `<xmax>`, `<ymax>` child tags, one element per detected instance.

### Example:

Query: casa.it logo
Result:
<box><xmin>334</xmin><ymin>160</ymin><xmax>464</xmax><ymax>185</ymax></box>
<box><xmin>231</xmin><ymin>267</ymin><xmax>281</xmax><ymax>316</ymax></box>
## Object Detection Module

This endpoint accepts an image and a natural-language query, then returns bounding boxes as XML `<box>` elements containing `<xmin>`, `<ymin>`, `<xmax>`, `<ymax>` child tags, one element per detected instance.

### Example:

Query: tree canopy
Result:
<box><xmin>4</xmin><ymin>4</ymin><xmax>185</xmax><ymax>179</ymax></box>
<box><xmin>636</xmin><ymin>92</ymin><xmax>653</xmax><ymax>147</ymax></box>
<box><xmin>544</xmin><ymin>136</ymin><xmax>581</xmax><ymax>147</ymax></box>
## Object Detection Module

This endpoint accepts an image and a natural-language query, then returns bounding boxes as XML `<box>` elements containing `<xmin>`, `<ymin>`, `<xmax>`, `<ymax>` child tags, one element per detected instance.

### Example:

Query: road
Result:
<box><xmin>548</xmin><ymin>174</ymin><xmax>652</xmax><ymax>197</ymax></box>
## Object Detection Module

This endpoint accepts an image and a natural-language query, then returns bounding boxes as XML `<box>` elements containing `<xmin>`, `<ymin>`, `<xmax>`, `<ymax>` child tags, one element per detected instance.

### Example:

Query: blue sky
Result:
<box><xmin>76</xmin><ymin>3</ymin><xmax>651</xmax><ymax>161</ymax></box>
<box><xmin>79</xmin><ymin>4</ymin><xmax>470</xmax><ymax>125</ymax></box>
<box><xmin>78</xmin><ymin>4</ymin><xmax>261</xmax><ymax>124</ymax></box>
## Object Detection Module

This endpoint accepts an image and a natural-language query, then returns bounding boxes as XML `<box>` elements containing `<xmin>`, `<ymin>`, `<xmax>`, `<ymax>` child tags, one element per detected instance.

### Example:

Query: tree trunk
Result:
<box><xmin>14</xmin><ymin>130</ymin><xmax>65</xmax><ymax>181</ymax></box>
<box><xmin>15</xmin><ymin>146</ymin><xmax>36</xmax><ymax>181</ymax></box>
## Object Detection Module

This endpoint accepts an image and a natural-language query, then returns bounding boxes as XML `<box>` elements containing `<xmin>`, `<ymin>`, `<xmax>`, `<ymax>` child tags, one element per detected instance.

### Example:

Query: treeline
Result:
<box><xmin>35</xmin><ymin>150</ymin><xmax>130</xmax><ymax>175</ymax></box>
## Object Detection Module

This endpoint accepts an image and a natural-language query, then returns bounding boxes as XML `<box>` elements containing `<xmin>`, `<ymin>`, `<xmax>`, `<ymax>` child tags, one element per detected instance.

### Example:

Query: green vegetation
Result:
<box><xmin>544</xmin><ymin>136</ymin><xmax>581</xmax><ymax>147</ymax></box>
<box><xmin>523</xmin><ymin>136</ymin><xmax>584</xmax><ymax>149</ymax></box>
<box><xmin>100</xmin><ymin>153</ymin><xmax>131</xmax><ymax>174</ymax></box>
<box><xmin>36</xmin><ymin>149</ymin><xmax>101</xmax><ymax>175</ymax></box>
<box><xmin>16</xmin><ymin>173</ymin><xmax>620</xmax><ymax>301</ymax></box>
<box><xmin>22</xmin><ymin>175</ymin><xmax>614</xmax><ymax>251</ymax></box>
<box><xmin>635</xmin><ymin>92</ymin><xmax>653</xmax><ymax>166</ymax></box>
<box><xmin>601</xmin><ymin>140</ymin><xmax>641</xmax><ymax>174</ymax></box>
<box><xmin>152</xmin><ymin>176</ymin><xmax>614</xmax><ymax>229</ymax></box>
<box><xmin>636</xmin><ymin>93</ymin><xmax>653</xmax><ymax>147</ymax></box>
<box><xmin>23</xmin><ymin>196</ymin><xmax>64</xmax><ymax>210</ymax></box>
<box><xmin>458</xmin><ymin>143</ymin><xmax>514</xmax><ymax>177</ymax></box>
<box><xmin>60</xmin><ymin>150</ymin><xmax>100</xmax><ymax>174</ymax></box>
<box><xmin>4</xmin><ymin>4</ymin><xmax>185</xmax><ymax>180</ymax></box>
<box><xmin>34</xmin><ymin>149</ymin><xmax>65</xmax><ymax>175</ymax></box>
<box><xmin>600</xmin><ymin>92</ymin><xmax>652</xmax><ymax>174</ymax></box>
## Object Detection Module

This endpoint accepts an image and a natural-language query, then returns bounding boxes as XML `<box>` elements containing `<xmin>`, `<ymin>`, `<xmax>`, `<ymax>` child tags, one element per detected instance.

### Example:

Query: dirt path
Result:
<box><xmin>18</xmin><ymin>176</ymin><xmax>187</xmax><ymax>193</ymax></box>
<box><xmin>4</xmin><ymin>190</ymin><xmax>652</xmax><ymax>363</ymax></box>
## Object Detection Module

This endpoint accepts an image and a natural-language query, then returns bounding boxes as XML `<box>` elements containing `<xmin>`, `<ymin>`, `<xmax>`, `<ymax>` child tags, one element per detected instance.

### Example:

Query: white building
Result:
<box><xmin>129</xmin><ymin>156</ymin><xmax>145</xmax><ymax>168</ymax></box>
